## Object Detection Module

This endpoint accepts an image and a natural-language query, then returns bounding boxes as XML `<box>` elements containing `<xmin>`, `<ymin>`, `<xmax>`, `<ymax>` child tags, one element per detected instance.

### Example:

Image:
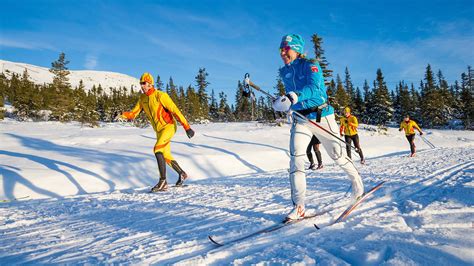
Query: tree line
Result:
<box><xmin>310</xmin><ymin>34</ymin><xmax>473</xmax><ymax>129</ymax></box>
<box><xmin>1</xmin><ymin>35</ymin><xmax>473</xmax><ymax>129</ymax></box>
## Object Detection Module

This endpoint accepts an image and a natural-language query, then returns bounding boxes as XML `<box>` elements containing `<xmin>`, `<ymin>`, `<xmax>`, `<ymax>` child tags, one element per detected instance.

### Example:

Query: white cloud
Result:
<box><xmin>0</xmin><ymin>37</ymin><xmax>55</xmax><ymax>50</ymax></box>
<box><xmin>84</xmin><ymin>55</ymin><xmax>98</xmax><ymax>69</ymax></box>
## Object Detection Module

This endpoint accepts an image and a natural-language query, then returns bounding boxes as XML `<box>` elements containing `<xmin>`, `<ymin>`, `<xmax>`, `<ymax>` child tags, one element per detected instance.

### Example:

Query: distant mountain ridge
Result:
<box><xmin>0</xmin><ymin>59</ymin><xmax>139</xmax><ymax>92</ymax></box>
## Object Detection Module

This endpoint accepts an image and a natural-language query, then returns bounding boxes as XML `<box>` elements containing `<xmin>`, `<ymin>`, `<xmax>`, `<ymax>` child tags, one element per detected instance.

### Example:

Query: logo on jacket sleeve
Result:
<box><xmin>311</xmin><ymin>66</ymin><xmax>319</xmax><ymax>73</ymax></box>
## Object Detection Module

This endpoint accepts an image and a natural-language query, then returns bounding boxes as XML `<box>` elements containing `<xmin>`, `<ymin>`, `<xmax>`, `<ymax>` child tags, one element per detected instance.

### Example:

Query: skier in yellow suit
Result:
<box><xmin>399</xmin><ymin>114</ymin><xmax>423</xmax><ymax>157</ymax></box>
<box><xmin>339</xmin><ymin>107</ymin><xmax>365</xmax><ymax>164</ymax></box>
<box><xmin>120</xmin><ymin>73</ymin><xmax>195</xmax><ymax>192</ymax></box>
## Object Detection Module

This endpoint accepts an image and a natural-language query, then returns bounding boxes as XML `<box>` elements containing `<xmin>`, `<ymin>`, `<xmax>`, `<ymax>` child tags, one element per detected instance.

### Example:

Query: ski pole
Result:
<box><xmin>244</xmin><ymin>74</ymin><xmax>361</xmax><ymax>154</ymax></box>
<box><xmin>420</xmin><ymin>135</ymin><xmax>435</xmax><ymax>149</ymax></box>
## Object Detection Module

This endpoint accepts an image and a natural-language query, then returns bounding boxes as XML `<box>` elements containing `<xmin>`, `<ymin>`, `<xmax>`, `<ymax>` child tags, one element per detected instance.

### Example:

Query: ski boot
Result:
<box><xmin>316</xmin><ymin>164</ymin><xmax>323</xmax><ymax>170</ymax></box>
<box><xmin>285</xmin><ymin>204</ymin><xmax>305</xmax><ymax>221</ymax></box>
<box><xmin>150</xmin><ymin>179</ymin><xmax>168</xmax><ymax>192</ymax></box>
<box><xmin>308</xmin><ymin>163</ymin><xmax>316</xmax><ymax>170</ymax></box>
<box><xmin>175</xmin><ymin>172</ymin><xmax>188</xmax><ymax>187</ymax></box>
<box><xmin>350</xmin><ymin>190</ymin><xmax>364</xmax><ymax>204</ymax></box>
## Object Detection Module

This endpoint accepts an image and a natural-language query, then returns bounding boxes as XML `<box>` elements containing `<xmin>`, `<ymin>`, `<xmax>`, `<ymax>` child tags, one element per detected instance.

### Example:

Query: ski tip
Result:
<box><xmin>314</xmin><ymin>224</ymin><xmax>320</xmax><ymax>230</ymax></box>
<box><xmin>208</xmin><ymin>235</ymin><xmax>223</xmax><ymax>246</ymax></box>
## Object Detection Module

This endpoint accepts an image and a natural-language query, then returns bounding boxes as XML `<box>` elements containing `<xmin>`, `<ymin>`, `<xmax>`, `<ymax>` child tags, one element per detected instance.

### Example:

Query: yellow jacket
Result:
<box><xmin>399</xmin><ymin>120</ymin><xmax>421</xmax><ymax>136</ymax></box>
<box><xmin>122</xmin><ymin>88</ymin><xmax>190</xmax><ymax>132</ymax></box>
<box><xmin>340</xmin><ymin>115</ymin><xmax>359</xmax><ymax>136</ymax></box>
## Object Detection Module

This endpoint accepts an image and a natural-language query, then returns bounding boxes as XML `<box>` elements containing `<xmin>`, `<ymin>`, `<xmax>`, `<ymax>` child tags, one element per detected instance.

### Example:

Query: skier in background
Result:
<box><xmin>272</xmin><ymin>34</ymin><xmax>364</xmax><ymax>221</ymax></box>
<box><xmin>306</xmin><ymin>136</ymin><xmax>323</xmax><ymax>170</ymax></box>
<box><xmin>119</xmin><ymin>73</ymin><xmax>195</xmax><ymax>192</ymax></box>
<box><xmin>399</xmin><ymin>114</ymin><xmax>423</xmax><ymax>157</ymax></box>
<box><xmin>339</xmin><ymin>106</ymin><xmax>365</xmax><ymax>164</ymax></box>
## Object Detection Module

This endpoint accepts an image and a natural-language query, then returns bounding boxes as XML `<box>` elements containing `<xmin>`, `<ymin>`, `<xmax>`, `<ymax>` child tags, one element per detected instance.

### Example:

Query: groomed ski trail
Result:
<box><xmin>1</xmin><ymin>146</ymin><xmax>473</xmax><ymax>265</ymax></box>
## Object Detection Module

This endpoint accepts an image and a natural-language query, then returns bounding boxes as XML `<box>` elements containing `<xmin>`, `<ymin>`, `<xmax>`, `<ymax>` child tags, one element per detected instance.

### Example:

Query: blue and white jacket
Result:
<box><xmin>279</xmin><ymin>58</ymin><xmax>334</xmax><ymax>119</ymax></box>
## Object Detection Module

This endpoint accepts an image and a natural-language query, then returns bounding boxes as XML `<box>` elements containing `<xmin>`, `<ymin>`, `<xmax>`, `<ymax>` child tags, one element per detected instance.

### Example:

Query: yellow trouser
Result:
<box><xmin>153</xmin><ymin>123</ymin><xmax>177</xmax><ymax>163</ymax></box>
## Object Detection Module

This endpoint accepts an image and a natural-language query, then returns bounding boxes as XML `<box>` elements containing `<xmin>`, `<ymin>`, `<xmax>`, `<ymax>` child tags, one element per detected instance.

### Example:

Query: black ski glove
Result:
<box><xmin>186</xmin><ymin>128</ymin><xmax>195</xmax><ymax>139</ymax></box>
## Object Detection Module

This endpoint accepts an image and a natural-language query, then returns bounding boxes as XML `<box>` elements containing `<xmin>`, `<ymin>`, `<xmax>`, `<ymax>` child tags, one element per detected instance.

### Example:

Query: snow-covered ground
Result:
<box><xmin>1</xmin><ymin>59</ymin><xmax>139</xmax><ymax>92</ymax></box>
<box><xmin>1</xmin><ymin>120</ymin><xmax>473</xmax><ymax>264</ymax></box>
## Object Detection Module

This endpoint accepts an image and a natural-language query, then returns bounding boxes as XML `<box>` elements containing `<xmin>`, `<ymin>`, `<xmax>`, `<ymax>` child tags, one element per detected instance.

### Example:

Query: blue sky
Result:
<box><xmin>1</xmin><ymin>0</ymin><xmax>473</xmax><ymax>99</ymax></box>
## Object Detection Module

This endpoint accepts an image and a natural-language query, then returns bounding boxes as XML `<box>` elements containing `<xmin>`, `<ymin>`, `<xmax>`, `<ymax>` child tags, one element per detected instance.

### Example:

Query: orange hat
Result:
<box><xmin>140</xmin><ymin>72</ymin><xmax>154</xmax><ymax>85</ymax></box>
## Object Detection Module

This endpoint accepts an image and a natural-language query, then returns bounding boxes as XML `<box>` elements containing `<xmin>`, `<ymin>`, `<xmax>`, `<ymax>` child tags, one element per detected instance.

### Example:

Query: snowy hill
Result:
<box><xmin>0</xmin><ymin>120</ymin><xmax>473</xmax><ymax>264</ymax></box>
<box><xmin>0</xmin><ymin>59</ymin><xmax>139</xmax><ymax>92</ymax></box>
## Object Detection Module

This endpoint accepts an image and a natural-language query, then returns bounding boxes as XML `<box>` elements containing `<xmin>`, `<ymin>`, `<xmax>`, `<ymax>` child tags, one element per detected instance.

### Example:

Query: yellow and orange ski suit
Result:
<box><xmin>339</xmin><ymin>115</ymin><xmax>359</xmax><ymax>136</ymax></box>
<box><xmin>399</xmin><ymin>120</ymin><xmax>421</xmax><ymax>136</ymax></box>
<box><xmin>122</xmin><ymin>88</ymin><xmax>190</xmax><ymax>164</ymax></box>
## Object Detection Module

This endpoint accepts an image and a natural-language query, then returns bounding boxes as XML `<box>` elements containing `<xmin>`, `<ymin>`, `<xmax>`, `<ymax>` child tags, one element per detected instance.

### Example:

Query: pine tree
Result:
<box><xmin>399</xmin><ymin>82</ymin><xmax>414</xmax><ymax>121</ymax></box>
<box><xmin>95</xmin><ymin>84</ymin><xmax>106</xmax><ymax>121</ymax></box>
<box><xmin>73</xmin><ymin>80</ymin><xmax>98</xmax><ymax>126</ymax></box>
<box><xmin>209</xmin><ymin>89</ymin><xmax>218</xmax><ymax>121</ymax></box>
<box><xmin>8</xmin><ymin>73</ymin><xmax>20</xmax><ymax>106</ymax></box>
<box><xmin>155</xmin><ymin>75</ymin><xmax>164</xmax><ymax>91</ymax></box>
<box><xmin>371</xmin><ymin>69</ymin><xmax>393</xmax><ymax>126</ymax></box>
<box><xmin>265</xmin><ymin>95</ymin><xmax>275</xmax><ymax>121</ymax></box>
<box><xmin>49</xmin><ymin>52</ymin><xmax>74</xmax><ymax>121</ymax></box>
<box><xmin>218</xmin><ymin>91</ymin><xmax>233</xmax><ymax>121</ymax></box>
<box><xmin>271</xmin><ymin>75</ymin><xmax>286</xmax><ymax>120</ymax></box>
<box><xmin>310</xmin><ymin>34</ymin><xmax>333</xmax><ymax>80</ymax></box>
<box><xmin>334</xmin><ymin>74</ymin><xmax>349</xmax><ymax>114</ymax></box>
<box><xmin>437</xmin><ymin>70</ymin><xmax>454</xmax><ymax>124</ymax></box>
<box><xmin>167</xmin><ymin>77</ymin><xmax>179</xmax><ymax>104</ymax></box>
<box><xmin>50</xmin><ymin>52</ymin><xmax>71</xmax><ymax>89</ymax></box>
<box><xmin>234</xmin><ymin>80</ymin><xmax>251</xmax><ymax>121</ymax></box>
<box><xmin>353</xmin><ymin>87</ymin><xmax>364</xmax><ymax>116</ymax></box>
<box><xmin>344</xmin><ymin>67</ymin><xmax>355</xmax><ymax>107</ymax></box>
<box><xmin>460</xmin><ymin>66</ymin><xmax>474</xmax><ymax>129</ymax></box>
<box><xmin>420</xmin><ymin>64</ymin><xmax>445</xmax><ymax>127</ymax></box>
<box><xmin>327</xmin><ymin>79</ymin><xmax>336</xmax><ymax>104</ymax></box>
<box><xmin>177</xmin><ymin>86</ymin><xmax>186</xmax><ymax>114</ymax></box>
<box><xmin>392</xmin><ymin>83</ymin><xmax>401</xmax><ymax>122</ymax></box>
<box><xmin>0</xmin><ymin>73</ymin><xmax>7</xmax><ymax>119</ymax></box>
<box><xmin>195</xmin><ymin>68</ymin><xmax>210</xmax><ymax>120</ymax></box>
<box><xmin>13</xmin><ymin>69</ymin><xmax>35</xmax><ymax>120</ymax></box>
<box><xmin>275</xmin><ymin>76</ymin><xmax>285</xmax><ymax>96</ymax></box>
<box><xmin>362</xmin><ymin>80</ymin><xmax>373</xmax><ymax>124</ymax></box>
<box><xmin>410</xmin><ymin>83</ymin><xmax>422</xmax><ymax>120</ymax></box>
<box><xmin>450</xmin><ymin>80</ymin><xmax>462</xmax><ymax>121</ymax></box>
<box><xmin>185</xmin><ymin>85</ymin><xmax>199</xmax><ymax>122</ymax></box>
<box><xmin>109</xmin><ymin>87</ymin><xmax>121</xmax><ymax>121</ymax></box>
<box><xmin>393</xmin><ymin>81</ymin><xmax>414</xmax><ymax>123</ymax></box>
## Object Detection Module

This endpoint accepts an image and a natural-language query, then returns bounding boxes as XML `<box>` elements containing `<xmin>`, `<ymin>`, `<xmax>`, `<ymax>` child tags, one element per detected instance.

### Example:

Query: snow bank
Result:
<box><xmin>1</xmin><ymin>120</ymin><xmax>472</xmax><ymax>200</ymax></box>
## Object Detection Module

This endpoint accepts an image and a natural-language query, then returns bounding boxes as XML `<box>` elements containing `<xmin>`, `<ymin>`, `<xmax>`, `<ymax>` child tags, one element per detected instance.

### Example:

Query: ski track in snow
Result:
<box><xmin>1</xmin><ymin>123</ymin><xmax>473</xmax><ymax>264</ymax></box>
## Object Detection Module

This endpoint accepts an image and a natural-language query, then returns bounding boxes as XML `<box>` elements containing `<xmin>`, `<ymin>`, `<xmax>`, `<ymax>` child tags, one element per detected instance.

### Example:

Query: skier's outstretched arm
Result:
<box><xmin>121</xmin><ymin>100</ymin><xmax>142</xmax><ymax>120</ymax></box>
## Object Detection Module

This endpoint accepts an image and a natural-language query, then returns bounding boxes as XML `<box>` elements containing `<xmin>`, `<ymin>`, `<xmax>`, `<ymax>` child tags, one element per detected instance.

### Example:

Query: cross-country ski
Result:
<box><xmin>208</xmin><ymin>213</ymin><xmax>322</xmax><ymax>247</ymax></box>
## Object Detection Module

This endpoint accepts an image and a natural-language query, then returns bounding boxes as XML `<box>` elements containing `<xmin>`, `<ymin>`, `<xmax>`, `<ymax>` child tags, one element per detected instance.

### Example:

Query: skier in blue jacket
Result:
<box><xmin>273</xmin><ymin>34</ymin><xmax>364</xmax><ymax>221</ymax></box>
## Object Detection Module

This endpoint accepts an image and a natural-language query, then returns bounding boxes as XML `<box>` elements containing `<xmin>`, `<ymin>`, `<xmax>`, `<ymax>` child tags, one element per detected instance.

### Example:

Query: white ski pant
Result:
<box><xmin>289</xmin><ymin>114</ymin><xmax>364</xmax><ymax>206</ymax></box>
